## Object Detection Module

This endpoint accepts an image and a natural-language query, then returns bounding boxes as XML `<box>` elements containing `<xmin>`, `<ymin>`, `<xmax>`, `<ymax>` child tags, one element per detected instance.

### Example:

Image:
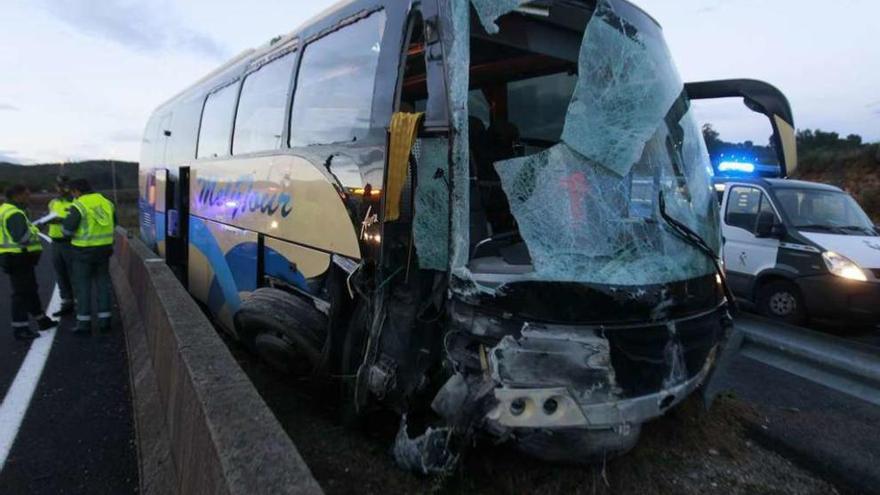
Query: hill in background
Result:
<box><xmin>0</xmin><ymin>160</ymin><xmax>138</xmax><ymax>192</ymax></box>
<box><xmin>792</xmin><ymin>132</ymin><xmax>880</xmax><ymax>221</ymax></box>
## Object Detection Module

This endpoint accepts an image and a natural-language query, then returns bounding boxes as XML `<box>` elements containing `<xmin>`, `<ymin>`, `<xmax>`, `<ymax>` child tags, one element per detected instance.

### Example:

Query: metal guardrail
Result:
<box><xmin>705</xmin><ymin>316</ymin><xmax>880</xmax><ymax>407</ymax></box>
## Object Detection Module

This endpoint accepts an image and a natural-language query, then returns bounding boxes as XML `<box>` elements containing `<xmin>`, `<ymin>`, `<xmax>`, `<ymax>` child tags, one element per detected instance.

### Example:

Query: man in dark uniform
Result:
<box><xmin>46</xmin><ymin>175</ymin><xmax>76</xmax><ymax>316</ymax></box>
<box><xmin>0</xmin><ymin>184</ymin><xmax>57</xmax><ymax>340</ymax></box>
<box><xmin>63</xmin><ymin>179</ymin><xmax>116</xmax><ymax>335</ymax></box>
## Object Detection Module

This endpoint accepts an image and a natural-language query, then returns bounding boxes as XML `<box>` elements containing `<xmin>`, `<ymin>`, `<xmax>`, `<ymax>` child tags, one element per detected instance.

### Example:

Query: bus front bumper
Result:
<box><xmin>486</xmin><ymin>353</ymin><xmax>714</xmax><ymax>431</ymax></box>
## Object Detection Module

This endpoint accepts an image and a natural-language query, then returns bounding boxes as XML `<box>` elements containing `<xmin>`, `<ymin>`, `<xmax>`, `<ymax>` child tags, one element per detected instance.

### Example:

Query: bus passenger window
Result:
<box><xmin>233</xmin><ymin>51</ymin><xmax>297</xmax><ymax>155</ymax></box>
<box><xmin>289</xmin><ymin>11</ymin><xmax>387</xmax><ymax>147</ymax></box>
<box><xmin>197</xmin><ymin>83</ymin><xmax>238</xmax><ymax>159</ymax></box>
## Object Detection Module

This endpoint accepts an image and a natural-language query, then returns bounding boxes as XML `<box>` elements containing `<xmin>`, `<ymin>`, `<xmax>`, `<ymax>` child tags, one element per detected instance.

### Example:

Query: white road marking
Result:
<box><xmin>0</xmin><ymin>284</ymin><xmax>60</xmax><ymax>471</ymax></box>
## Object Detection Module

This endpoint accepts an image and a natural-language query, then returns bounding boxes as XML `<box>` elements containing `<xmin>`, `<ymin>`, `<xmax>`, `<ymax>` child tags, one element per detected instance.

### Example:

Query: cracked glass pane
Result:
<box><xmin>414</xmin><ymin>138</ymin><xmax>451</xmax><ymax>270</ymax></box>
<box><xmin>484</xmin><ymin>0</ymin><xmax>718</xmax><ymax>286</ymax></box>
<box><xmin>440</xmin><ymin>0</ymin><xmax>472</xmax><ymax>272</ymax></box>
<box><xmin>561</xmin><ymin>0</ymin><xmax>682</xmax><ymax>177</ymax></box>
<box><xmin>470</xmin><ymin>0</ymin><xmax>530</xmax><ymax>34</ymax></box>
<box><xmin>494</xmin><ymin>124</ymin><xmax>716</xmax><ymax>285</ymax></box>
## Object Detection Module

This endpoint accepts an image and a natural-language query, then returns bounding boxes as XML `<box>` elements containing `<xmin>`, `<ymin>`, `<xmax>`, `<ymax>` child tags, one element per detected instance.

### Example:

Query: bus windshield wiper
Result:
<box><xmin>658</xmin><ymin>192</ymin><xmax>736</xmax><ymax>309</ymax></box>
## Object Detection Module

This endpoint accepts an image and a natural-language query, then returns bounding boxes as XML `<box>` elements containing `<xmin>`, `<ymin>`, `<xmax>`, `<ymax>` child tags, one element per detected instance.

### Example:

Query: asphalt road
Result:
<box><xmin>719</xmin><ymin>314</ymin><xmax>880</xmax><ymax>495</ymax></box>
<box><xmin>0</xmin><ymin>252</ymin><xmax>138</xmax><ymax>494</ymax></box>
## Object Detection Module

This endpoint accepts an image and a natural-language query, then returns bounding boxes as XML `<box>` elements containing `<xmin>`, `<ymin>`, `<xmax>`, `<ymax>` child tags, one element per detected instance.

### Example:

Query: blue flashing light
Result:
<box><xmin>717</xmin><ymin>161</ymin><xmax>756</xmax><ymax>173</ymax></box>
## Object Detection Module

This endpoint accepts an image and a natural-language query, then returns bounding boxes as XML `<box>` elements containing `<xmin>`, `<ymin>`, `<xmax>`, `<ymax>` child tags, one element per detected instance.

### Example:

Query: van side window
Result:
<box><xmin>726</xmin><ymin>186</ymin><xmax>775</xmax><ymax>233</ymax></box>
<box><xmin>197</xmin><ymin>83</ymin><xmax>238</xmax><ymax>159</ymax></box>
<box><xmin>233</xmin><ymin>52</ymin><xmax>297</xmax><ymax>155</ymax></box>
<box><xmin>289</xmin><ymin>11</ymin><xmax>387</xmax><ymax>147</ymax></box>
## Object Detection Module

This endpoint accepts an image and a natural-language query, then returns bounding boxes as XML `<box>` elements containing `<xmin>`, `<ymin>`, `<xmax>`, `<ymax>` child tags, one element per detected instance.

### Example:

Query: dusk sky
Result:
<box><xmin>0</xmin><ymin>0</ymin><xmax>877</xmax><ymax>164</ymax></box>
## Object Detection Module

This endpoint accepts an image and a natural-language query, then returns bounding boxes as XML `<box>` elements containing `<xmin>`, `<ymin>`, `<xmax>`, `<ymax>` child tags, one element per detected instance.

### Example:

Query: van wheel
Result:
<box><xmin>235</xmin><ymin>288</ymin><xmax>327</xmax><ymax>375</ymax></box>
<box><xmin>757</xmin><ymin>280</ymin><xmax>806</xmax><ymax>326</ymax></box>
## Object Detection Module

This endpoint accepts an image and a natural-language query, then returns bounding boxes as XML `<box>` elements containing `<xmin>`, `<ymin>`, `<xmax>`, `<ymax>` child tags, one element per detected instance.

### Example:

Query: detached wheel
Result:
<box><xmin>757</xmin><ymin>280</ymin><xmax>806</xmax><ymax>325</ymax></box>
<box><xmin>235</xmin><ymin>288</ymin><xmax>327</xmax><ymax>375</ymax></box>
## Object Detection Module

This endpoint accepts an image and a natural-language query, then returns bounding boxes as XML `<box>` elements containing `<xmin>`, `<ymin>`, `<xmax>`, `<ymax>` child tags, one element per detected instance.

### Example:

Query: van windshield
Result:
<box><xmin>777</xmin><ymin>188</ymin><xmax>876</xmax><ymax>235</ymax></box>
<box><xmin>464</xmin><ymin>1</ymin><xmax>719</xmax><ymax>286</ymax></box>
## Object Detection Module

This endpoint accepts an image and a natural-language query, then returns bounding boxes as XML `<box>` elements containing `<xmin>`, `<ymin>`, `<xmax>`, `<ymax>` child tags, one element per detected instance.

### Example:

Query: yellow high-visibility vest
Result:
<box><xmin>0</xmin><ymin>203</ymin><xmax>43</xmax><ymax>254</ymax></box>
<box><xmin>47</xmin><ymin>197</ymin><xmax>74</xmax><ymax>239</ymax></box>
<box><xmin>71</xmin><ymin>193</ymin><xmax>115</xmax><ymax>248</ymax></box>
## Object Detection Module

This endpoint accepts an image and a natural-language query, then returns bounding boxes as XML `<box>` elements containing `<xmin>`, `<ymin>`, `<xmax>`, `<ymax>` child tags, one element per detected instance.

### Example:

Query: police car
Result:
<box><xmin>717</xmin><ymin>177</ymin><xmax>880</xmax><ymax>325</ymax></box>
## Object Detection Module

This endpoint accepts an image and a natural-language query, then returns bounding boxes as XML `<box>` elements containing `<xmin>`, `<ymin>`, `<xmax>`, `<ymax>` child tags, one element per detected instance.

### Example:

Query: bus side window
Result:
<box><xmin>197</xmin><ymin>82</ymin><xmax>238</xmax><ymax>159</ymax></box>
<box><xmin>167</xmin><ymin>96</ymin><xmax>203</xmax><ymax>164</ymax></box>
<box><xmin>140</xmin><ymin>115</ymin><xmax>161</xmax><ymax>169</ymax></box>
<box><xmin>289</xmin><ymin>10</ymin><xmax>387</xmax><ymax>147</ymax></box>
<box><xmin>233</xmin><ymin>51</ymin><xmax>297</xmax><ymax>155</ymax></box>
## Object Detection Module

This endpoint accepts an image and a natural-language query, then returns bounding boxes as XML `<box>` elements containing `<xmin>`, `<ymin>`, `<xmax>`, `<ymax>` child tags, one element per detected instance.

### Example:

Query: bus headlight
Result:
<box><xmin>822</xmin><ymin>251</ymin><xmax>867</xmax><ymax>281</ymax></box>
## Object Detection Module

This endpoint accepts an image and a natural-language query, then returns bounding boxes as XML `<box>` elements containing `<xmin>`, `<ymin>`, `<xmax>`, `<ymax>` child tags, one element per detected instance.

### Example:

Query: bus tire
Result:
<box><xmin>235</xmin><ymin>288</ymin><xmax>327</xmax><ymax>374</ymax></box>
<box><xmin>757</xmin><ymin>280</ymin><xmax>807</xmax><ymax>326</ymax></box>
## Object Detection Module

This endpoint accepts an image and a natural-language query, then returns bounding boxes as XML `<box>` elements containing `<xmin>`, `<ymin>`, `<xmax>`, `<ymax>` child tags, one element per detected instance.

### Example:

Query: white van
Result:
<box><xmin>718</xmin><ymin>178</ymin><xmax>880</xmax><ymax>325</ymax></box>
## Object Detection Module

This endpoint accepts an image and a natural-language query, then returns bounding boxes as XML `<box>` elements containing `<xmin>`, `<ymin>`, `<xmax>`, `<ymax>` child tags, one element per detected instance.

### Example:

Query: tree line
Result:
<box><xmin>0</xmin><ymin>160</ymin><xmax>138</xmax><ymax>193</ymax></box>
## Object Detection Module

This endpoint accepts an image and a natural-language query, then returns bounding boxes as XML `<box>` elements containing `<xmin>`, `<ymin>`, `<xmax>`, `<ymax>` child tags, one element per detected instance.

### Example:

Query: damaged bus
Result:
<box><xmin>139</xmin><ymin>0</ymin><xmax>797</xmax><ymax>470</ymax></box>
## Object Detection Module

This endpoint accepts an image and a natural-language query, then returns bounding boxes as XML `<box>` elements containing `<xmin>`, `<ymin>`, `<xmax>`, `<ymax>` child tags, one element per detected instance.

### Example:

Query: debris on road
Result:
<box><xmin>230</xmin><ymin>333</ymin><xmax>839</xmax><ymax>494</ymax></box>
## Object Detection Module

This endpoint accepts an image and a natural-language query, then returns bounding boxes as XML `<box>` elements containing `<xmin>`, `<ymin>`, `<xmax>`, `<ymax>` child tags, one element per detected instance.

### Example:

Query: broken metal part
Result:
<box><xmin>392</xmin><ymin>416</ymin><xmax>458</xmax><ymax>475</ymax></box>
<box><xmin>662</xmin><ymin>322</ymin><xmax>688</xmax><ymax>389</ymax></box>
<box><xmin>331</xmin><ymin>253</ymin><xmax>360</xmax><ymax>274</ymax></box>
<box><xmin>431</xmin><ymin>373</ymin><xmax>470</xmax><ymax>420</ymax></box>
<box><xmin>701</xmin><ymin>311</ymin><xmax>739</xmax><ymax>409</ymax></box>
<box><xmin>488</xmin><ymin>324</ymin><xmax>618</xmax><ymax>396</ymax></box>
<box><xmin>486</xmin><ymin>347</ymin><xmax>716</xmax><ymax>431</ymax></box>
<box><xmin>475</xmin><ymin>312</ymin><xmax>721</xmax><ymax>431</ymax></box>
<box><xmin>431</xmin><ymin>372</ymin><xmax>499</xmax><ymax>428</ymax></box>
<box><xmin>578</xmin><ymin>347</ymin><xmax>716</xmax><ymax>427</ymax></box>
<box><xmin>367</xmin><ymin>356</ymin><xmax>398</xmax><ymax>400</ymax></box>
<box><xmin>488</xmin><ymin>387</ymin><xmax>587</xmax><ymax>428</ymax></box>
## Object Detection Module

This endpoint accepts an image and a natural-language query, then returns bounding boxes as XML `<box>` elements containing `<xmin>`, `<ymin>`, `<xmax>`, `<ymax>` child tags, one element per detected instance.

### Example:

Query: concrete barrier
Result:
<box><xmin>111</xmin><ymin>228</ymin><xmax>323</xmax><ymax>495</ymax></box>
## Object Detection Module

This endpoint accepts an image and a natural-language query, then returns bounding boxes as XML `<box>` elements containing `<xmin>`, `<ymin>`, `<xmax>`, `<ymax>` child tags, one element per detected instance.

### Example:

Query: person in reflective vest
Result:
<box><xmin>63</xmin><ymin>179</ymin><xmax>116</xmax><ymax>335</ymax></box>
<box><xmin>45</xmin><ymin>175</ymin><xmax>76</xmax><ymax>316</ymax></box>
<box><xmin>0</xmin><ymin>184</ymin><xmax>58</xmax><ymax>340</ymax></box>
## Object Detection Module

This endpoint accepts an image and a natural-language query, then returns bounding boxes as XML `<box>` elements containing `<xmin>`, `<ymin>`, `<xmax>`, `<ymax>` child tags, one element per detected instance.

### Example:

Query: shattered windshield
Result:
<box><xmin>464</xmin><ymin>0</ymin><xmax>719</xmax><ymax>286</ymax></box>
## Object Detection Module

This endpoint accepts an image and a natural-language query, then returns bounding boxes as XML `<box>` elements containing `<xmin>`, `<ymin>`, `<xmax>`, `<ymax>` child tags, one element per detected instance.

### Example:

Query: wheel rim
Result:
<box><xmin>769</xmin><ymin>291</ymin><xmax>797</xmax><ymax>317</ymax></box>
